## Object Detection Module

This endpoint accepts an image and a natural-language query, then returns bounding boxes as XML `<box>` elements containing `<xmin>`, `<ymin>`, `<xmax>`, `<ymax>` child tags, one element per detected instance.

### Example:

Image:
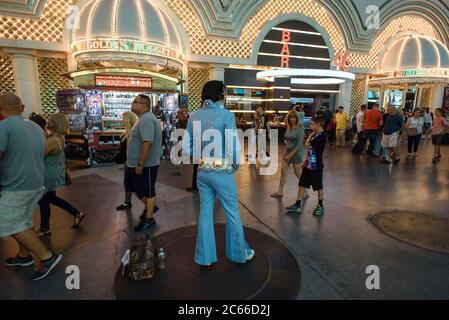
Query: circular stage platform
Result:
<box><xmin>371</xmin><ymin>211</ymin><xmax>449</xmax><ymax>255</ymax></box>
<box><xmin>114</xmin><ymin>224</ymin><xmax>301</xmax><ymax>300</ymax></box>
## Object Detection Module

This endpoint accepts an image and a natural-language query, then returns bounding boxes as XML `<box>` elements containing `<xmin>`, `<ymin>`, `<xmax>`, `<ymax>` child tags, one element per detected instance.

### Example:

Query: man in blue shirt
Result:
<box><xmin>0</xmin><ymin>93</ymin><xmax>62</xmax><ymax>281</ymax></box>
<box><xmin>381</xmin><ymin>106</ymin><xmax>404</xmax><ymax>165</ymax></box>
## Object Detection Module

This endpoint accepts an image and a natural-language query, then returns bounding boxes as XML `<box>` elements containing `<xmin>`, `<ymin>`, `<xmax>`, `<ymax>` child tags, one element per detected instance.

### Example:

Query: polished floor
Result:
<box><xmin>0</xmin><ymin>139</ymin><xmax>448</xmax><ymax>300</ymax></box>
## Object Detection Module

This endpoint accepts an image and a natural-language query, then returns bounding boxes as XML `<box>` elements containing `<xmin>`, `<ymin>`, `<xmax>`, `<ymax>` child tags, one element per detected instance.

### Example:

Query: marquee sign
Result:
<box><xmin>400</xmin><ymin>68</ymin><xmax>449</xmax><ymax>78</ymax></box>
<box><xmin>72</xmin><ymin>38</ymin><xmax>184</xmax><ymax>65</ymax></box>
<box><xmin>257</xmin><ymin>20</ymin><xmax>331</xmax><ymax>70</ymax></box>
<box><xmin>95</xmin><ymin>75</ymin><xmax>153</xmax><ymax>89</ymax></box>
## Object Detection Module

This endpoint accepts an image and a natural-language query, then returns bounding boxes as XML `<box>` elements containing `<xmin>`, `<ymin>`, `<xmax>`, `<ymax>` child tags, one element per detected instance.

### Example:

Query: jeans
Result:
<box><xmin>38</xmin><ymin>191</ymin><xmax>79</xmax><ymax>229</ymax></box>
<box><xmin>365</xmin><ymin>130</ymin><xmax>379</xmax><ymax>155</ymax></box>
<box><xmin>352</xmin><ymin>131</ymin><xmax>366</xmax><ymax>154</ymax></box>
<box><xmin>373</xmin><ymin>133</ymin><xmax>382</xmax><ymax>156</ymax></box>
<box><xmin>195</xmin><ymin>171</ymin><xmax>252</xmax><ymax>265</ymax></box>
<box><xmin>407</xmin><ymin>135</ymin><xmax>422</xmax><ymax>153</ymax></box>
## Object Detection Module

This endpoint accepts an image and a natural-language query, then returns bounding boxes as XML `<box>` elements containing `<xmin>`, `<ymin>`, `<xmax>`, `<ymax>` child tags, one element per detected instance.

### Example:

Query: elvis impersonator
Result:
<box><xmin>183</xmin><ymin>81</ymin><xmax>255</xmax><ymax>266</ymax></box>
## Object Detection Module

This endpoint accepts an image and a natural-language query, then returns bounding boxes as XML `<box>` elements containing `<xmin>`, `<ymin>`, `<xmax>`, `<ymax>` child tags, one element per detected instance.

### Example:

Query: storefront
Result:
<box><xmin>57</xmin><ymin>0</ymin><xmax>187</xmax><ymax>166</ymax></box>
<box><xmin>368</xmin><ymin>35</ymin><xmax>449</xmax><ymax>112</ymax></box>
<box><xmin>223</xmin><ymin>18</ymin><xmax>352</xmax><ymax>130</ymax></box>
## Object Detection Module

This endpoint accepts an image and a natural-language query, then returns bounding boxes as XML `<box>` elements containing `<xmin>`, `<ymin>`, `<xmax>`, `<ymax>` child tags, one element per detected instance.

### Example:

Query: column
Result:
<box><xmin>336</xmin><ymin>80</ymin><xmax>353</xmax><ymax>114</ymax></box>
<box><xmin>430</xmin><ymin>84</ymin><xmax>445</xmax><ymax>110</ymax></box>
<box><xmin>208</xmin><ymin>64</ymin><xmax>227</xmax><ymax>81</ymax></box>
<box><xmin>378</xmin><ymin>84</ymin><xmax>386</xmax><ymax>109</ymax></box>
<box><xmin>7</xmin><ymin>49</ymin><xmax>42</xmax><ymax>116</ymax></box>
<box><xmin>362</xmin><ymin>75</ymin><xmax>370</xmax><ymax>105</ymax></box>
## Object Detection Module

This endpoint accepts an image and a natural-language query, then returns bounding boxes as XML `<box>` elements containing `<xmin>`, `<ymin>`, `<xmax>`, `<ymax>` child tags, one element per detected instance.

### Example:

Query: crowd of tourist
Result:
<box><xmin>0</xmin><ymin>86</ymin><xmax>447</xmax><ymax>280</ymax></box>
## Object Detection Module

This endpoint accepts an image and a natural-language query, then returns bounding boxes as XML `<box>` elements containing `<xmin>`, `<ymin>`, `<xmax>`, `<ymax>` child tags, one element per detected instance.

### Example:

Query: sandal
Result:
<box><xmin>72</xmin><ymin>212</ymin><xmax>86</xmax><ymax>229</ymax></box>
<box><xmin>36</xmin><ymin>228</ymin><xmax>52</xmax><ymax>237</ymax></box>
<box><xmin>270</xmin><ymin>193</ymin><xmax>283</xmax><ymax>198</ymax></box>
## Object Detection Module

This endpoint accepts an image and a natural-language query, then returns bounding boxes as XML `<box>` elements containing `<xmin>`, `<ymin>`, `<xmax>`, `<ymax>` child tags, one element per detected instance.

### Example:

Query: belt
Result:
<box><xmin>198</xmin><ymin>158</ymin><xmax>237</xmax><ymax>174</ymax></box>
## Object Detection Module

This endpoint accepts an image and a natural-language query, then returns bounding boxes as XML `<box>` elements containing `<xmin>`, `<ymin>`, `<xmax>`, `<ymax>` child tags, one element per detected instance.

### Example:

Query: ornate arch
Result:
<box><xmin>164</xmin><ymin>0</ymin><xmax>346</xmax><ymax>59</ymax></box>
<box><xmin>350</xmin><ymin>15</ymin><xmax>440</xmax><ymax>71</ymax></box>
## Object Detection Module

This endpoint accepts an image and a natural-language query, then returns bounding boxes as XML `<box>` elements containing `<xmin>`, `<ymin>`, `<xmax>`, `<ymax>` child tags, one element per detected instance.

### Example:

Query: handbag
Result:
<box><xmin>407</xmin><ymin>127</ymin><xmax>418</xmax><ymax>136</ymax></box>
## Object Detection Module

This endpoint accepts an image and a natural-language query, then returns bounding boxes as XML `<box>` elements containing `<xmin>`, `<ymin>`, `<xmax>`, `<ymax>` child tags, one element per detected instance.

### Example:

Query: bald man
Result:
<box><xmin>0</xmin><ymin>93</ymin><xmax>62</xmax><ymax>281</ymax></box>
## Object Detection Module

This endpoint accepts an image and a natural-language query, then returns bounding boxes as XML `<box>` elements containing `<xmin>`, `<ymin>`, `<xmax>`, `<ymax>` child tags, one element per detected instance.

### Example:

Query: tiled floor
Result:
<box><xmin>0</xmin><ymin>140</ymin><xmax>448</xmax><ymax>300</ymax></box>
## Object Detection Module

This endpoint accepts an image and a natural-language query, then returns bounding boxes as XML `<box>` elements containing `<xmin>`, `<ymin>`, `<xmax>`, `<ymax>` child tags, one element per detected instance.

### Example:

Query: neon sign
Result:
<box><xmin>280</xmin><ymin>30</ymin><xmax>291</xmax><ymax>68</ymax></box>
<box><xmin>333</xmin><ymin>49</ymin><xmax>351</xmax><ymax>72</ymax></box>
<box><xmin>95</xmin><ymin>75</ymin><xmax>153</xmax><ymax>88</ymax></box>
<box><xmin>401</xmin><ymin>68</ymin><xmax>449</xmax><ymax>78</ymax></box>
<box><xmin>72</xmin><ymin>38</ymin><xmax>184</xmax><ymax>64</ymax></box>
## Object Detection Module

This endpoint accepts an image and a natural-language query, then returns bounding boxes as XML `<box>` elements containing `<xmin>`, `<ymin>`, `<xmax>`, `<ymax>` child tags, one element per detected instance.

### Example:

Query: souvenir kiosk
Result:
<box><xmin>61</xmin><ymin>0</ymin><xmax>186</xmax><ymax>166</ymax></box>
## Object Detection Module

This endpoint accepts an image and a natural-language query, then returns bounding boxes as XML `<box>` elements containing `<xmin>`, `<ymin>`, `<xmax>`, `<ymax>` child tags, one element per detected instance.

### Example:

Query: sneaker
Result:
<box><xmin>246</xmin><ymin>249</ymin><xmax>255</xmax><ymax>262</ymax></box>
<box><xmin>5</xmin><ymin>255</ymin><xmax>34</xmax><ymax>267</ymax></box>
<box><xmin>116</xmin><ymin>203</ymin><xmax>132</xmax><ymax>210</ymax></box>
<box><xmin>139</xmin><ymin>206</ymin><xmax>160</xmax><ymax>220</ymax></box>
<box><xmin>285</xmin><ymin>204</ymin><xmax>302</xmax><ymax>214</ymax></box>
<box><xmin>31</xmin><ymin>254</ymin><xmax>62</xmax><ymax>281</ymax></box>
<box><xmin>313</xmin><ymin>205</ymin><xmax>324</xmax><ymax>216</ymax></box>
<box><xmin>134</xmin><ymin>218</ymin><xmax>156</xmax><ymax>232</ymax></box>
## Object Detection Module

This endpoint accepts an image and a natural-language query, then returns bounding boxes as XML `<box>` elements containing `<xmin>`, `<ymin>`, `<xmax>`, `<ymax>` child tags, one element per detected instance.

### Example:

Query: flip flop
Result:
<box><xmin>72</xmin><ymin>212</ymin><xmax>86</xmax><ymax>229</ymax></box>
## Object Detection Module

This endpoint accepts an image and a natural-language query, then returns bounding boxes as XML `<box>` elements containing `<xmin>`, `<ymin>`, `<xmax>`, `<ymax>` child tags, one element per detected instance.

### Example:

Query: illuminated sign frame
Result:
<box><xmin>95</xmin><ymin>75</ymin><xmax>153</xmax><ymax>89</ymax></box>
<box><xmin>400</xmin><ymin>68</ymin><xmax>449</xmax><ymax>78</ymax></box>
<box><xmin>72</xmin><ymin>38</ymin><xmax>185</xmax><ymax>66</ymax></box>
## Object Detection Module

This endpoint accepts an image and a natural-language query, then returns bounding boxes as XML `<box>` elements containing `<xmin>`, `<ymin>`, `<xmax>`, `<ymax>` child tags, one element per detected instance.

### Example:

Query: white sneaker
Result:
<box><xmin>246</xmin><ymin>249</ymin><xmax>255</xmax><ymax>262</ymax></box>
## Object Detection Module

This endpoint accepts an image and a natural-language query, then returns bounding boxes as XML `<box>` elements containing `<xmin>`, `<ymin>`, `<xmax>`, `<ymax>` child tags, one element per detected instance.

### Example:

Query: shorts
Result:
<box><xmin>432</xmin><ymin>134</ymin><xmax>443</xmax><ymax>145</ymax></box>
<box><xmin>299</xmin><ymin>168</ymin><xmax>323</xmax><ymax>191</ymax></box>
<box><xmin>381</xmin><ymin>132</ymin><xmax>399</xmax><ymax>148</ymax></box>
<box><xmin>125</xmin><ymin>166</ymin><xmax>159</xmax><ymax>199</ymax></box>
<box><xmin>0</xmin><ymin>187</ymin><xmax>45</xmax><ymax>238</ymax></box>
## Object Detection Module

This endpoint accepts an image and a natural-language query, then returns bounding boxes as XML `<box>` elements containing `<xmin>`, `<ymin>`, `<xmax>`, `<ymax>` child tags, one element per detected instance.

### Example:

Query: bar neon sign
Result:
<box><xmin>95</xmin><ymin>75</ymin><xmax>153</xmax><ymax>88</ymax></box>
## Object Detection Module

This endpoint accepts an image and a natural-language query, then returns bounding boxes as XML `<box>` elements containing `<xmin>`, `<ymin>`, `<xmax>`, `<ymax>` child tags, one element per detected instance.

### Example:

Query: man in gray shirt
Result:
<box><xmin>124</xmin><ymin>95</ymin><xmax>162</xmax><ymax>232</ymax></box>
<box><xmin>0</xmin><ymin>93</ymin><xmax>62</xmax><ymax>281</ymax></box>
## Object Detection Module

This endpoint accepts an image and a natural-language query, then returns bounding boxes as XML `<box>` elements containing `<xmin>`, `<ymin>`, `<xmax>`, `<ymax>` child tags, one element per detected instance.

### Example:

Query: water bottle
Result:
<box><xmin>158</xmin><ymin>248</ymin><xmax>165</xmax><ymax>270</ymax></box>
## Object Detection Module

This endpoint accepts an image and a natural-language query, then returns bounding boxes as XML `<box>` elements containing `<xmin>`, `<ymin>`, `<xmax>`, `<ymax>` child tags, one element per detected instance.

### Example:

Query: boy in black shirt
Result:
<box><xmin>286</xmin><ymin>115</ymin><xmax>326</xmax><ymax>216</ymax></box>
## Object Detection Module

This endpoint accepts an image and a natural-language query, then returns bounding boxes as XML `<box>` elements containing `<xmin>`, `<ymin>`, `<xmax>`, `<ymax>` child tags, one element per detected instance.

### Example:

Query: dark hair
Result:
<box><xmin>311</xmin><ymin>115</ymin><xmax>324</xmax><ymax>127</ymax></box>
<box><xmin>338</xmin><ymin>106</ymin><xmax>344</xmax><ymax>110</ymax></box>
<box><xmin>361</xmin><ymin>104</ymin><xmax>367</xmax><ymax>110</ymax></box>
<box><xmin>137</xmin><ymin>94</ymin><xmax>151</xmax><ymax>108</ymax></box>
<box><xmin>367</xmin><ymin>105</ymin><xmax>374</xmax><ymax>110</ymax></box>
<box><xmin>202</xmin><ymin>80</ymin><xmax>225</xmax><ymax>102</ymax></box>
<box><xmin>29</xmin><ymin>112</ymin><xmax>47</xmax><ymax>131</ymax></box>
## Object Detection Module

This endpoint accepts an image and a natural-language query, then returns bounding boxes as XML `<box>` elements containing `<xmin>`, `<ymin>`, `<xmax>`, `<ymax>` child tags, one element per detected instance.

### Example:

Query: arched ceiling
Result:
<box><xmin>0</xmin><ymin>0</ymin><xmax>448</xmax><ymax>71</ymax></box>
<box><xmin>183</xmin><ymin>0</ymin><xmax>449</xmax><ymax>50</ymax></box>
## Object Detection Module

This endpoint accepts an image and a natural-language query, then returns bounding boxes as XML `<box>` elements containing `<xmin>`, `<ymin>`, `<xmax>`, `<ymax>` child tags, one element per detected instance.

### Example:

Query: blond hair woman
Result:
<box><xmin>37</xmin><ymin>113</ymin><xmax>85</xmax><ymax>237</ymax></box>
<box><xmin>271</xmin><ymin>111</ymin><xmax>308</xmax><ymax>198</ymax></box>
<box><xmin>116</xmin><ymin>111</ymin><xmax>138</xmax><ymax>210</ymax></box>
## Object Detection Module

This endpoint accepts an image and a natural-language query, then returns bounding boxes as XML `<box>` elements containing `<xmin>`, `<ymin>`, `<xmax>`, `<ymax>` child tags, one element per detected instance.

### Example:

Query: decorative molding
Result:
<box><xmin>0</xmin><ymin>0</ymin><xmax>46</xmax><ymax>18</ymax></box>
<box><xmin>185</xmin><ymin>0</ymin><xmax>266</xmax><ymax>39</ymax></box>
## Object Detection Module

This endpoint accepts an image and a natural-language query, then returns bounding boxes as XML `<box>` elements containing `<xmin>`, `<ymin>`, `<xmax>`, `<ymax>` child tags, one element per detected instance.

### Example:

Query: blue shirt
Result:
<box><xmin>0</xmin><ymin>116</ymin><xmax>45</xmax><ymax>191</ymax></box>
<box><xmin>383</xmin><ymin>114</ymin><xmax>404</xmax><ymax>135</ymax></box>
<box><xmin>127</xmin><ymin>111</ymin><xmax>162</xmax><ymax>168</ymax></box>
<box><xmin>183</xmin><ymin>100</ymin><xmax>241</xmax><ymax>165</ymax></box>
